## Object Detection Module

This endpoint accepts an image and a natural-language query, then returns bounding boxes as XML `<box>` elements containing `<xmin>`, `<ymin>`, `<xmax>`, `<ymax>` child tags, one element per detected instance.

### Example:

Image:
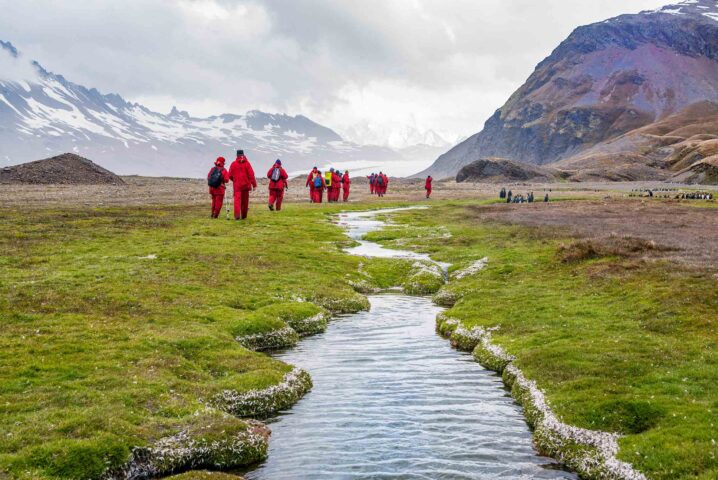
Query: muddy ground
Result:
<box><xmin>1</xmin><ymin>176</ymin><xmax>715</xmax><ymax>266</ymax></box>
<box><xmin>467</xmin><ymin>200</ymin><xmax>718</xmax><ymax>267</ymax></box>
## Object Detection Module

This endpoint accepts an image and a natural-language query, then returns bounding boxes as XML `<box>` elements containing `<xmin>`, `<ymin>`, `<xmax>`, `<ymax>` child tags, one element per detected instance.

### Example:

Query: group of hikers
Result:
<box><xmin>207</xmin><ymin>150</ymin><xmax>440</xmax><ymax>220</ymax></box>
<box><xmin>207</xmin><ymin>149</ymin><xmax>357</xmax><ymax>220</ymax></box>
<box><xmin>366</xmin><ymin>172</ymin><xmax>390</xmax><ymax>197</ymax></box>
<box><xmin>207</xmin><ymin>150</ymin><xmax>287</xmax><ymax>220</ymax></box>
<box><xmin>305</xmin><ymin>167</ymin><xmax>351</xmax><ymax>203</ymax></box>
<box><xmin>499</xmin><ymin>187</ymin><xmax>548</xmax><ymax>203</ymax></box>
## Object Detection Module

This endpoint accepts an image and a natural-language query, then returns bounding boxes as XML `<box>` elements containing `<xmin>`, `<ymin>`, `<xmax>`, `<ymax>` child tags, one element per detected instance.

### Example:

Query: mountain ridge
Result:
<box><xmin>0</xmin><ymin>41</ymin><xmax>407</xmax><ymax>177</ymax></box>
<box><xmin>419</xmin><ymin>0</ymin><xmax>718</xmax><ymax>181</ymax></box>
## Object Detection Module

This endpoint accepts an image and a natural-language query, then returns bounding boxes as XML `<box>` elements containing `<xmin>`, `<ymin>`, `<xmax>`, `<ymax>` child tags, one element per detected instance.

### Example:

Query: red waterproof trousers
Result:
<box><xmin>269</xmin><ymin>189</ymin><xmax>284</xmax><ymax>211</ymax></box>
<box><xmin>343</xmin><ymin>186</ymin><xmax>350</xmax><ymax>201</ymax></box>
<box><xmin>234</xmin><ymin>190</ymin><xmax>250</xmax><ymax>219</ymax></box>
<box><xmin>211</xmin><ymin>193</ymin><xmax>225</xmax><ymax>217</ymax></box>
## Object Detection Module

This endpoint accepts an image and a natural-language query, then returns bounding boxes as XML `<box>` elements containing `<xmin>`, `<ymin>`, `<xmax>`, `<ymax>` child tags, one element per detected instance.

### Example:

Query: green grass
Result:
<box><xmin>376</xmin><ymin>202</ymin><xmax>718</xmax><ymax>480</ymax></box>
<box><xmin>0</xmin><ymin>203</ymin><xmax>386</xmax><ymax>479</ymax></box>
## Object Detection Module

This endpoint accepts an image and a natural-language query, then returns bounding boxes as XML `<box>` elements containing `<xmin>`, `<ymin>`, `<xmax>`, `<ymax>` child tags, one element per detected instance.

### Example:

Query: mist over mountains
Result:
<box><xmin>0</xmin><ymin>40</ymin><xmax>439</xmax><ymax>177</ymax></box>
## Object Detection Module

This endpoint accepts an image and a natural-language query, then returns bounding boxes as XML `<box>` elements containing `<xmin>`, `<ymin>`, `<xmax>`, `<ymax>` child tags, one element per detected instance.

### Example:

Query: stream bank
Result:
<box><xmin>239</xmin><ymin>208</ymin><xmax>576</xmax><ymax>479</ymax></box>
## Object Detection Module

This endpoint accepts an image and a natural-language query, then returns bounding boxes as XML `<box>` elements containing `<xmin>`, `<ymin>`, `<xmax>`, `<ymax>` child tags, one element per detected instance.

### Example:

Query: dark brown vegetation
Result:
<box><xmin>467</xmin><ymin>199</ymin><xmax>718</xmax><ymax>267</ymax></box>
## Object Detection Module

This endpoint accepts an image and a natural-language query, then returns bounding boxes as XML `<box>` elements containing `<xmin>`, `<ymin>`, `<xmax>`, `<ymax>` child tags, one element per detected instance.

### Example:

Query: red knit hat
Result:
<box><xmin>215</xmin><ymin>156</ymin><xmax>226</xmax><ymax>166</ymax></box>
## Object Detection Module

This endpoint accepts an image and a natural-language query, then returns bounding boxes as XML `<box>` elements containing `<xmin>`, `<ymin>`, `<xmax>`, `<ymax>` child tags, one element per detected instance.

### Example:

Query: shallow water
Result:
<box><xmin>242</xmin><ymin>209</ymin><xmax>576</xmax><ymax>479</ymax></box>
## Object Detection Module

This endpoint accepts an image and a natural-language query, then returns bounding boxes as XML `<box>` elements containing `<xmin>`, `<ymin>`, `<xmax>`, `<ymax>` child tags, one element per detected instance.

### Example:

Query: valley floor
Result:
<box><xmin>0</xmin><ymin>180</ymin><xmax>716</xmax><ymax>479</ymax></box>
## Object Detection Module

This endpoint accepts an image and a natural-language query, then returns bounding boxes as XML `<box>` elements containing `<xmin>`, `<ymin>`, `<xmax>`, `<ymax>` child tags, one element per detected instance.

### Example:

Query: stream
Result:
<box><xmin>242</xmin><ymin>208</ymin><xmax>576</xmax><ymax>479</ymax></box>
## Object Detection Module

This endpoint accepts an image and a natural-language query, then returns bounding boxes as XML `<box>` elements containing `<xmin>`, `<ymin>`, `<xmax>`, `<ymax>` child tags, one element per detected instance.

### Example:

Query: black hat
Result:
<box><xmin>237</xmin><ymin>149</ymin><xmax>244</xmax><ymax>156</ymax></box>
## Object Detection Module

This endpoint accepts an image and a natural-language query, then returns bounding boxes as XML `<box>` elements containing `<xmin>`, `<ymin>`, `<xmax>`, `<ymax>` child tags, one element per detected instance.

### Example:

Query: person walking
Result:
<box><xmin>267</xmin><ymin>159</ymin><xmax>288</xmax><ymax>211</ymax></box>
<box><xmin>207</xmin><ymin>156</ymin><xmax>229</xmax><ymax>218</ymax></box>
<box><xmin>368</xmin><ymin>173</ymin><xmax>376</xmax><ymax>195</ymax></box>
<box><xmin>376</xmin><ymin>172</ymin><xmax>388</xmax><ymax>197</ymax></box>
<box><xmin>341</xmin><ymin>170</ymin><xmax>351</xmax><ymax>202</ymax></box>
<box><xmin>306</xmin><ymin>167</ymin><xmax>320</xmax><ymax>203</ymax></box>
<box><xmin>331</xmin><ymin>168</ymin><xmax>342</xmax><ymax>202</ymax></box>
<box><xmin>315</xmin><ymin>170</ymin><xmax>326</xmax><ymax>203</ymax></box>
<box><xmin>228</xmin><ymin>149</ymin><xmax>257</xmax><ymax>220</ymax></box>
<box><xmin>325</xmin><ymin>168</ymin><xmax>334</xmax><ymax>203</ymax></box>
<box><xmin>425</xmin><ymin>175</ymin><xmax>433</xmax><ymax>199</ymax></box>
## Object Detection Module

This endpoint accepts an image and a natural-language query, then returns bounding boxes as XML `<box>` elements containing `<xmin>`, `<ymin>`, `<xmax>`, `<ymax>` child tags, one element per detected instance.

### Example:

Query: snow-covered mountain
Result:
<box><xmin>0</xmin><ymin>40</ymin><xmax>405</xmax><ymax>177</ymax></box>
<box><xmin>342</xmin><ymin>121</ymin><xmax>454</xmax><ymax>150</ymax></box>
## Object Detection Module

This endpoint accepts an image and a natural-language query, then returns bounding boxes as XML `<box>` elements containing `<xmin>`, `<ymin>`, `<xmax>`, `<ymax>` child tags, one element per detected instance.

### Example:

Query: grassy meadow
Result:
<box><xmin>1</xmin><ymin>196</ymin><xmax>716</xmax><ymax>479</ymax></box>
<box><xmin>367</xmin><ymin>202</ymin><xmax>718</xmax><ymax>480</ymax></box>
<box><xmin>0</xmin><ymin>202</ymin><xmax>405</xmax><ymax>479</ymax></box>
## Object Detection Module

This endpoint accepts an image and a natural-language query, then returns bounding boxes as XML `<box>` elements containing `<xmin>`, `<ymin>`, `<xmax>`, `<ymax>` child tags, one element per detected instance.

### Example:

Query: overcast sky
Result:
<box><xmin>0</xmin><ymin>0</ymin><xmax>670</xmax><ymax>144</ymax></box>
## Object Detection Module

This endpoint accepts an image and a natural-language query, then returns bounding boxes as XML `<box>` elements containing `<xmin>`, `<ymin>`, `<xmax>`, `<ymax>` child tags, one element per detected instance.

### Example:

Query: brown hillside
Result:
<box><xmin>0</xmin><ymin>153</ymin><xmax>124</xmax><ymax>185</ymax></box>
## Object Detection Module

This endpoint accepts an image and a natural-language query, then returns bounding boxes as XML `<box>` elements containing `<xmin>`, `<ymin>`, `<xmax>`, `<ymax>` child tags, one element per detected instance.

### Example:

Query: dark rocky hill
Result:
<box><xmin>0</xmin><ymin>153</ymin><xmax>124</xmax><ymax>184</ymax></box>
<box><xmin>456</xmin><ymin>158</ymin><xmax>559</xmax><ymax>183</ymax></box>
<box><xmin>420</xmin><ymin>0</ymin><xmax>718</xmax><ymax>180</ymax></box>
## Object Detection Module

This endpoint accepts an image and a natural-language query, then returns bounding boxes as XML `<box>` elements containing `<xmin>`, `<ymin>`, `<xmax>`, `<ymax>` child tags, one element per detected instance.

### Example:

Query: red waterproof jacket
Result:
<box><xmin>425</xmin><ymin>177</ymin><xmax>432</xmax><ymax>189</ymax></box>
<box><xmin>208</xmin><ymin>160</ymin><xmax>229</xmax><ymax>195</ymax></box>
<box><xmin>267</xmin><ymin>165</ymin><xmax>289</xmax><ymax>190</ymax></box>
<box><xmin>306</xmin><ymin>170</ymin><xmax>324</xmax><ymax>190</ymax></box>
<box><xmin>342</xmin><ymin>173</ymin><xmax>351</xmax><ymax>188</ymax></box>
<box><xmin>228</xmin><ymin>156</ymin><xmax>257</xmax><ymax>192</ymax></box>
<box><xmin>331</xmin><ymin>171</ymin><xmax>342</xmax><ymax>188</ymax></box>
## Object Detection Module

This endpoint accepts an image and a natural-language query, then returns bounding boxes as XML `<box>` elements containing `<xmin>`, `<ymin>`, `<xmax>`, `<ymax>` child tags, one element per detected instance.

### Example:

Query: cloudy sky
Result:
<box><xmin>0</xmin><ymin>0</ymin><xmax>669</xmax><ymax>146</ymax></box>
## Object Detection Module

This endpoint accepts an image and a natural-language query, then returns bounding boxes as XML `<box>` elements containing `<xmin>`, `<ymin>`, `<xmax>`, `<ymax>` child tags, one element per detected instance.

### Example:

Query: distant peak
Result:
<box><xmin>169</xmin><ymin>106</ymin><xmax>190</xmax><ymax>118</ymax></box>
<box><xmin>643</xmin><ymin>0</ymin><xmax>718</xmax><ymax>19</ymax></box>
<box><xmin>0</xmin><ymin>40</ymin><xmax>18</xmax><ymax>57</ymax></box>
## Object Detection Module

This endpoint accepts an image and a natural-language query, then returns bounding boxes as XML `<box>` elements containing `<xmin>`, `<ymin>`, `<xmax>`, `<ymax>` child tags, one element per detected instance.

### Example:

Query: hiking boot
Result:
<box><xmin>269</xmin><ymin>204</ymin><xmax>274</xmax><ymax>211</ymax></box>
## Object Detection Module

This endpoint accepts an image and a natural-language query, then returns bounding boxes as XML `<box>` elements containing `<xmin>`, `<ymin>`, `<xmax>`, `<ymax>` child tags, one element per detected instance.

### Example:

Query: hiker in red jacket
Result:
<box><xmin>368</xmin><ymin>173</ymin><xmax>376</xmax><ymax>194</ymax></box>
<box><xmin>207</xmin><ymin>156</ymin><xmax>229</xmax><ymax>218</ymax></box>
<box><xmin>331</xmin><ymin>169</ymin><xmax>342</xmax><ymax>202</ymax></box>
<box><xmin>306</xmin><ymin>167</ymin><xmax>324</xmax><ymax>203</ymax></box>
<box><xmin>267</xmin><ymin>159</ymin><xmax>288</xmax><ymax>211</ymax></box>
<box><xmin>425</xmin><ymin>175</ymin><xmax>433</xmax><ymax>199</ymax></box>
<box><xmin>376</xmin><ymin>172</ymin><xmax>387</xmax><ymax>197</ymax></box>
<box><xmin>228</xmin><ymin>149</ymin><xmax>257</xmax><ymax>220</ymax></box>
<box><xmin>342</xmin><ymin>170</ymin><xmax>351</xmax><ymax>202</ymax></box>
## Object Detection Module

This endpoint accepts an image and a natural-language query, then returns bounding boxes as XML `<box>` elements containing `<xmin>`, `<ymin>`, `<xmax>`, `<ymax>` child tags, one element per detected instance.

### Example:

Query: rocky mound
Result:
<box><xmin>420</xmin><ymin>0</ymin><xmax>718</xmax><ymax>180</ymax></box>
<box><xmin>0</xmin><ymin>153</ymin><xmax>124</xmax><ymax>185</ymax></box>
<box><xmin>456</xmin><ymin>158</ymin><xmax>558</xmax><ymax>183</ymax></box>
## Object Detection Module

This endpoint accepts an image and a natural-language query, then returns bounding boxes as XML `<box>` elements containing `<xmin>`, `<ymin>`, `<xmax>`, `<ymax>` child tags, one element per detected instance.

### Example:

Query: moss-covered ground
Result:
<box><xmin>373</xmin><ymin>202</ymin><xmax>718</xmax><ymax>480</ymax></box>
<box><xmin>0</xmin><ymin>202</ymin><xmax>408</xmax><ymax>479</ymax></box>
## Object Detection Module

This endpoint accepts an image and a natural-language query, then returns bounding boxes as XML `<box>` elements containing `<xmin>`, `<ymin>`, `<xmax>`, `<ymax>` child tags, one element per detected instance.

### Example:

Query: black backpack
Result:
<box><xmin>271</xmin><ymin>166</ymin><xmax>282</xmax><ymax>182</ymax></box>
<box><xmin>208</xmin><ymin>167</ymin><xmax>223</xmax><ymax>188</ymax></box>
<box><xmin>377</xmin><ymin>175</ymin><xmax>385</xmax><ymax>186</ymax></box>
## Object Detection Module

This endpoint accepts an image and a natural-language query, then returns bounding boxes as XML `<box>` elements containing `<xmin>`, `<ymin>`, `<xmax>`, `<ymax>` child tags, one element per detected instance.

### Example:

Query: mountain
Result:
<box><xmin>0</xmin><ymin>41</ymin><xmax>404</xmax><ymax>178</ymax></box>
<box><xmin>420</xmin><ymin>0</ymin><xmax>718</xmax><ymax>180</ymax></box>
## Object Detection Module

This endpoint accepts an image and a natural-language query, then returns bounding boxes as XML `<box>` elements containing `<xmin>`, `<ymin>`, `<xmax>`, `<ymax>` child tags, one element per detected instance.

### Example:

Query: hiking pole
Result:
<box><xmin>225</xmin><ymin>192</ymin><xmax>229</xmax><ymax>220</ymax></box>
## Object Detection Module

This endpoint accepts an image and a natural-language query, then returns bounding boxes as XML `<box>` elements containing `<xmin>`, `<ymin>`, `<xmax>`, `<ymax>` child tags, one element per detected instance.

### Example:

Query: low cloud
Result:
<box><xmin>0</xmin><ymin>0</ymin><xmax>669</xmax><ymax>142</ymax></box>
<box><xmin>0</xmin><ymin>45</ymin><xmax>40</xmax><ymax>84</ymax></box>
